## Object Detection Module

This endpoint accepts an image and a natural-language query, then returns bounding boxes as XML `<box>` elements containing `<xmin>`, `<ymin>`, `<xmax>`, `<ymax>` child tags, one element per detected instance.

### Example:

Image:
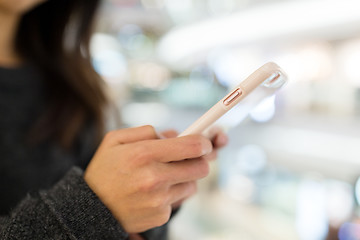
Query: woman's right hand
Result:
<box><xmin>84</xmin><ymin>125</ymin><xmax>213</xmax><ymax>234</ymax></box>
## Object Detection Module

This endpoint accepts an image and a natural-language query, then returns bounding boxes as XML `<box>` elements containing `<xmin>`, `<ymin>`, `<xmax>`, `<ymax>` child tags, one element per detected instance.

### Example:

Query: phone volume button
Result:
<box><xmin>223</xmin><ymin>88</ymin><xmax>242</xmax><ymax>106</ymax></box>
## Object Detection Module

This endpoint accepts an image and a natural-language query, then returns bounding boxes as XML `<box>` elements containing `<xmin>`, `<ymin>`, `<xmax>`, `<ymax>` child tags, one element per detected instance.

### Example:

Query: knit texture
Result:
<box><xmin>1</xmin><ymin>167</ymin><xmax>128</xmax><ymax>240</ymax></box>
<box><xmin>0</xmin><ymin>65</ymin><xmax>170</xmax><ymax>239</ymax></box>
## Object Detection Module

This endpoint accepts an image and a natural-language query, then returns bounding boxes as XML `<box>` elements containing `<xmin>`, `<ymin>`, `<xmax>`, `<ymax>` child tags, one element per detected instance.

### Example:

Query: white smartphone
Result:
<box><xmin>179</xmin><ymin>62</ymin><xmax>287</xmax><ymax>137</ymax></box>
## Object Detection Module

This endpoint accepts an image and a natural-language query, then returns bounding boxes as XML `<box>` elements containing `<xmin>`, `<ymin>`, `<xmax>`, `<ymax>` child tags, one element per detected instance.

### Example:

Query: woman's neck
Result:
<box><xmin>0</xmin><ymin>10</ymin><xmax>22</xmax><ymax>67</ymax></box>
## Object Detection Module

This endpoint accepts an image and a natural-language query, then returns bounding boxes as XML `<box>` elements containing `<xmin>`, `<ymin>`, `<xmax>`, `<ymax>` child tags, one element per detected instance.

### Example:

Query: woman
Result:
<box><xmin>0</xmin><ymin>0</ymin><xmax>228</xmax><ymax>239</ymax></box>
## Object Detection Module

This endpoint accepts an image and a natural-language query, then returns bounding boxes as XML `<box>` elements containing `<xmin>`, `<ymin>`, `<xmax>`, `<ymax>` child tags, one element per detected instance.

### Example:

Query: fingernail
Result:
<box><xmin>202</xmin><ymin>141</ymin><xmax>213</xmax><ymax>155</ymax></box>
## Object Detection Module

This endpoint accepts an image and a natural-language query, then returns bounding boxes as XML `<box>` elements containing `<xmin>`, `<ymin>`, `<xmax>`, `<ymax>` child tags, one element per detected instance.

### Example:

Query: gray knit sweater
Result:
<box><xmin>0</xmin><ymin>65</ymin><xmax>168</xmax><ymax>239</ymax></box>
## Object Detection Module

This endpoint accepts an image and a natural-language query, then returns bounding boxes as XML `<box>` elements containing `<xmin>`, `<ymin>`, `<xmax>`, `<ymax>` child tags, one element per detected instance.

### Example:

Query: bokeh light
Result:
<box><xmin>118</xmin><ymin>24</ymin><xmax>154</xmax><ymax>58</ymax></box>
<box><xmin>338</xmin><ymin>38</ymin><xmax>360</xmax><ymax>87</ymax></box>
<box><xmin>96</xmin><ymin>1</ymin><xmax>360</xmax><ymax>239</ymax></box>
<box><xmin>224</xmin><ymin>174</ymin><xmax>255</xmax><ymax>202</ymax></box>
<box><xmin>128</xmin><ymin>61</ymin><xmax>171</xmax><ymax>90</ymax></box>
<box><xmin>325</xmin><ymin>180</ymin><xmax>354</xmax><ymax>226</ymax></box>
<box><xmin>236</xmin><ymin>144</ymin><xmax>267</xmax><ymax>175</ymax></box>
<box><xmin>206</xmin><ymin>0</ymin><xmax>238</xmax><ymax>16</ymax></box>
<box><xmin>296</xmin><ymin>179</ymin><xmax>328</xmax><ymax>240</ymax></box>
<box><xmin>338</xmin><ymin>223</ymin><xmax>360</xmax><ymax>240</ymax></box>
<box><xmin>250</xmin><ymin>95</ymin><xmax>276</xmax><ymax>123</ymax></box>
<box><xmin>164</xmin><ymin>0</ymin><xmax>195</xmax><ymax>24</ymax></box>
<box><xmin>121</xmin><ymin>102</ymin><xmax>170</xmax><ymax>127</ymax></box>
<box><xmin>356</xmin><ymin>177</ymin><xmax>360</xmax><ymax>206</ymax></box>
<box><xmin>141</xmin><ymin>0</ymin><xmax>165</xmax><ymax>9</ymax></box>
<box><xmin>91</xmin><ymin>33</ymin><xmax>127</xmax><ymax>83</ymax></box>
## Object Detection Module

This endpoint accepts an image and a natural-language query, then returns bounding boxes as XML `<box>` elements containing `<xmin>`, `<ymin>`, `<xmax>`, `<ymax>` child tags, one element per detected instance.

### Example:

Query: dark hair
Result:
<box><xmin>16</xmin><ymin>0</ymin><xmax>107</xmax><ymax>149</ymax></box>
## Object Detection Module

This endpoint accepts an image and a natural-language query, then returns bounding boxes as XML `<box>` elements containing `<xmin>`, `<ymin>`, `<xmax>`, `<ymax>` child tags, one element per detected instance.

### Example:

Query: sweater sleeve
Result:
<box><xmin>0</xmin><ymin>167</ymin><xmax>129</xmax><ymax>240</ymax></box>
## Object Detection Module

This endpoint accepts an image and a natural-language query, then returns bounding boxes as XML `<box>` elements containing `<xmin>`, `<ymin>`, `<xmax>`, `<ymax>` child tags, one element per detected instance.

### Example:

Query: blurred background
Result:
<box><xmin>91</xmin><ymin>0</ymin><xmax>360</xmax><ymax>239</ymax></box>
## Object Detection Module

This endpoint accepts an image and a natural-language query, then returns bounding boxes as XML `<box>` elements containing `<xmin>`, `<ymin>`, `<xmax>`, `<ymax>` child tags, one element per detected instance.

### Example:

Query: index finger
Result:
<box><xmin>135</xmin><ymin>135</ymin><xmax>213</xmax><ymax>163</ymax></box>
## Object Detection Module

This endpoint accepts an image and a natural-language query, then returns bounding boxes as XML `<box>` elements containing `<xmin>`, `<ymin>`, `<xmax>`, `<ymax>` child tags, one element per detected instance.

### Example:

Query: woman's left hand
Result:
<box><xmin>127</xmin><ymin>128</ymin><xmax>228</xmax><ymax>238</ymax></box>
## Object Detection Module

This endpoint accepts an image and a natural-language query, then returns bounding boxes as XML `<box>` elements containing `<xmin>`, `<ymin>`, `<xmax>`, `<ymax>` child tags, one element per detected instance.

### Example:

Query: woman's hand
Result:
<box><xmin>160</xmin><ymin>127</ymin><xmax>228</xmax><ymax>209</ymax></box>
<box><xmin>84</xmin><ymin>125</ymin><xmax>213</xmax><ymax>234</ymax></box>
<box><xmin>160</xmin><ymin>126</ymin><xmax>228</xmax><ymax>160</ymax></box>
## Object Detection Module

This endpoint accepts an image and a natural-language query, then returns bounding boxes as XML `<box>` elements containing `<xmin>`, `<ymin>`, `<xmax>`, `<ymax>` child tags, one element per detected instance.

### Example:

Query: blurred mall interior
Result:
<box><xmin>91</xmin><ymin>0</ymin><xmax>360</xmax><ymax>239</ymax></box>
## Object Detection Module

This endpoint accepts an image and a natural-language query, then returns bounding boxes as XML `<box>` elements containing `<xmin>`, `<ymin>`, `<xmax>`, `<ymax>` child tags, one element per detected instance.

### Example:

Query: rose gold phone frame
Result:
<box><xmin>179</xmin><ymin>62</ymin><xmax>287</xmax><ymax>137</ymax></box>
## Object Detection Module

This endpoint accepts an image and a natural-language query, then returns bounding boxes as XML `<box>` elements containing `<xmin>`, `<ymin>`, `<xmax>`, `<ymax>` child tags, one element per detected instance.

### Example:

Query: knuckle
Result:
<box><xmin>149</xmin><ymin>194</ymin><xmax>168</xmax><ymax>209</ymax></box>
<box><xmin>189</xmin><ymin>137</ymin><xmax>205</xmax><ymax>156</ymax></box>
<box><xmin>141</xmin><ymin>125</ymin><xmax>157</xmax><ymax>138</ymax></box>
<box><xmin>139</xmin><ymin>171</ymin><xmax>164</xmax><ymax>192</ymax></box>
<box><xmin>188</xmin><ymin>136</ymin><xmax>212</xmax><ymax>156</ymax></box>
<box><xmin>155</xmin><ymin>207</ymin><xmax>171</xmax><ymax>227</ymax></box>
<box><xmin>139</xmin><ymin>179</ymin><xmax>157</xmax><ymax>193</ymax></box>
<box><xmin>132</xmin><ymin>143</ymin><xmax>153</xmax><ymax>163</ymax></box>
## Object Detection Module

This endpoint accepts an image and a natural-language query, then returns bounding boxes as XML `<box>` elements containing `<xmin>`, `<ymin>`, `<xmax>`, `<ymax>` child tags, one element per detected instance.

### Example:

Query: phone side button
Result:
<box><xmin>223</xmin><ymin>88</ymin><xmax>242</xmax><ymax>106</ymax></box>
